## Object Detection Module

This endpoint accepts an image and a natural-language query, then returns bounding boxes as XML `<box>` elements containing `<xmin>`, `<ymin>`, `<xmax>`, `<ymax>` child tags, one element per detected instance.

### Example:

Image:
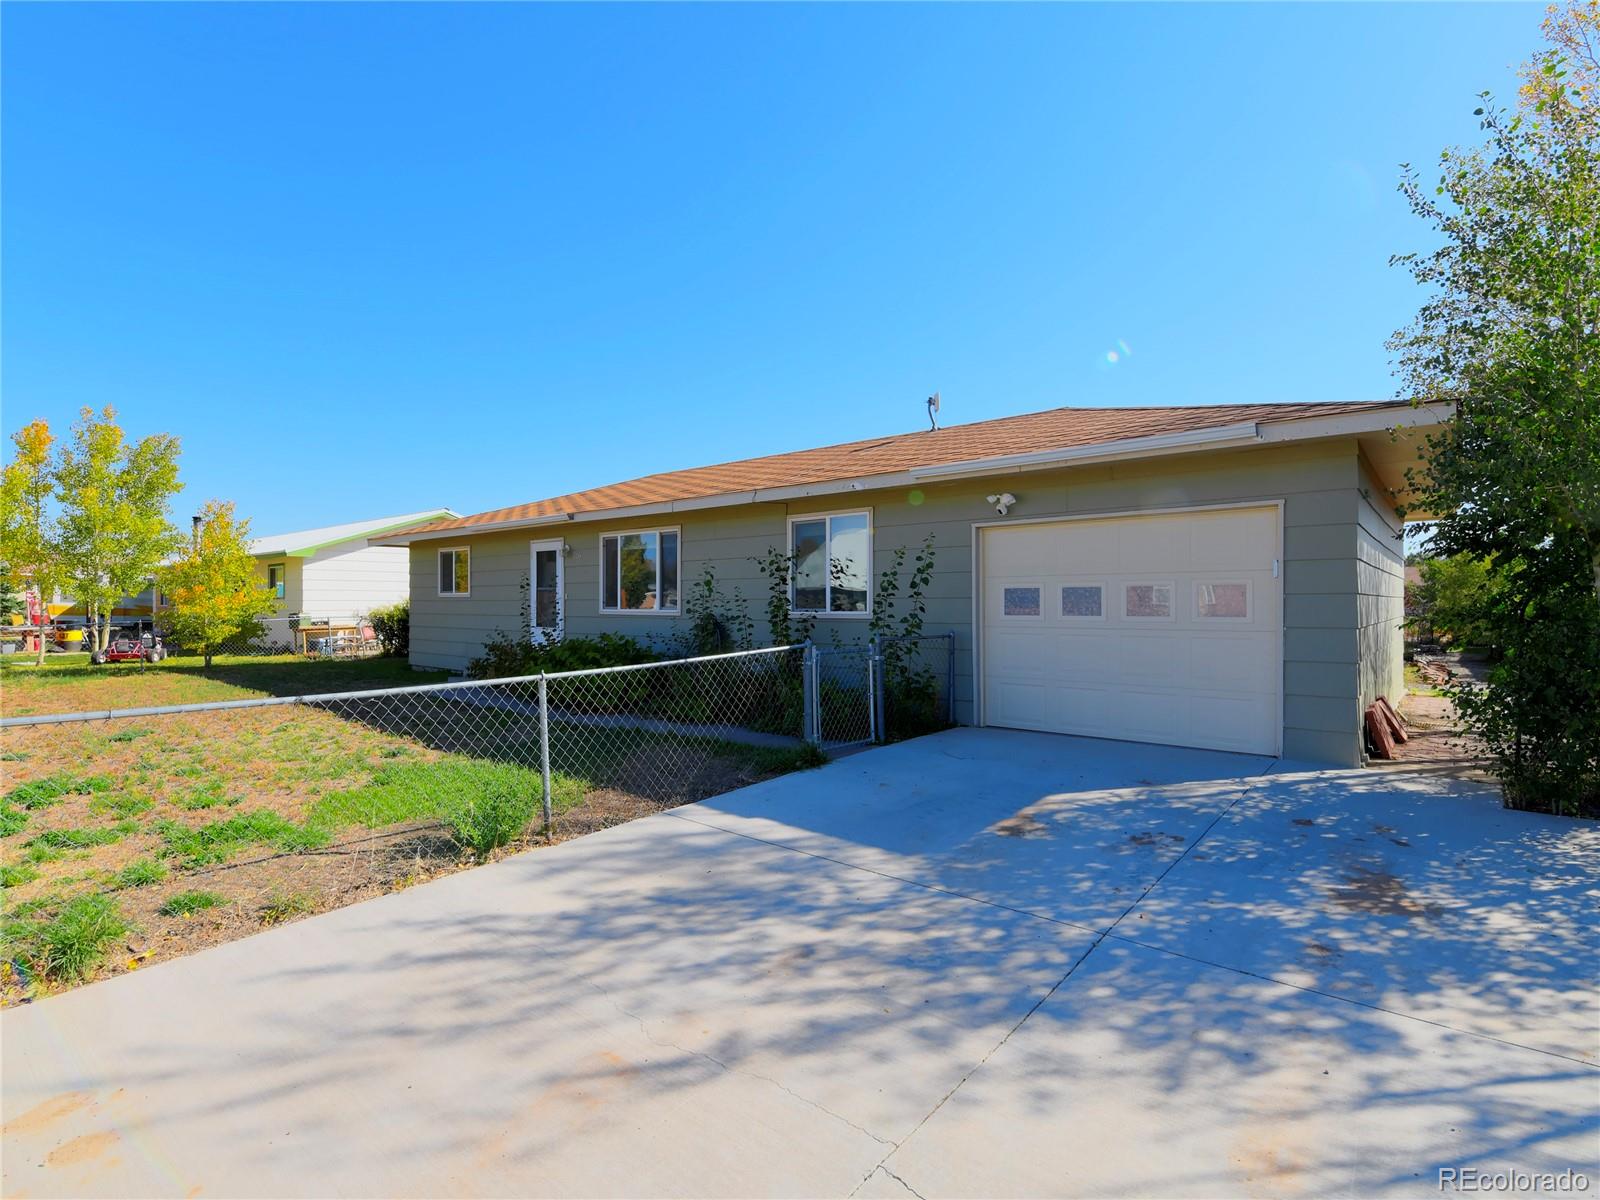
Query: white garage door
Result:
<box><xmin>980</xmin><ymin>506</ymin><xmax>1281</xmax><ymax>755</ymax></box>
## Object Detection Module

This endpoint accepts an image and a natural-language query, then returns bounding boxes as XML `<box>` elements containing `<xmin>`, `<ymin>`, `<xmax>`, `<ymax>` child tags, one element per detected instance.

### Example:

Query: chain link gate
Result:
<box><xmin>801</xmin><ymin>633</ymin><xmax>956</xmax><ymax>751</ymax></box>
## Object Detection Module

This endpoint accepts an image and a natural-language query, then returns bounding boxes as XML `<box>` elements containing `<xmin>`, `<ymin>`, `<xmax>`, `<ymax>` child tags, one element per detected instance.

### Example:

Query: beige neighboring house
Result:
<box><xmin>250</xmin><ymin>510</ymin><xmax>457</xmax><ymax>621</ymax></box>
<box><xmin>376</xmin><ymin>401</ymin><xmax>1451</xmax><ymax>767</ymax></box>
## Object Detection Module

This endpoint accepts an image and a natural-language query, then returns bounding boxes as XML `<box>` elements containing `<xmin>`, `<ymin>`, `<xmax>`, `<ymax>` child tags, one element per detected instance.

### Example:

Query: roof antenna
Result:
<box><xmin>927</xmin><ymin>391</ymin><xmax>941</xmax><ymax>431</ymax></box>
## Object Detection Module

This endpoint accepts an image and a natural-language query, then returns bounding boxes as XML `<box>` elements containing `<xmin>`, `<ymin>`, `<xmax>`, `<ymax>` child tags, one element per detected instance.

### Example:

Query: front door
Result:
<box><xmin>530</xmin><ymin>539</ymin><xmax>564</xmax><ymax>642</ymax></box>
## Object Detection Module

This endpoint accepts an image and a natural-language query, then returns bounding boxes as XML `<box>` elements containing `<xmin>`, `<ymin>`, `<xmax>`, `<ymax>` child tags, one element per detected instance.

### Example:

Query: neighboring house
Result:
<box><xmin>377</xmin><ymin>402</ymin><xmax>1451</xmax><ymax>767</ymax></box>
<box><xmin>250</xmin><ymin>510</ymin><xmax>457</xmax><ymax>621</ymax></box>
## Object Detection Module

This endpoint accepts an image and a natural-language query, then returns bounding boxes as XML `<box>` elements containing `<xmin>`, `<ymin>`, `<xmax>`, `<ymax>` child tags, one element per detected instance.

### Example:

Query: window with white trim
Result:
<box><xmin>789</xmin><ymin>512</ymin><xmax>870</xmax><ymax>614</ymax></box>
<box><xmin>266</xmin><ymin>563</ymin><xmax>286</xmax><ymax>601</ymax></box>
<box><xmin>601</xmin><ymin>529</ymin><xmax>679</xmax><ymax>613</ymax></box>
<box><xmin>438</xmin><ymin>548</ymin><xmax>470</xmax><ymax>596</ymax></box>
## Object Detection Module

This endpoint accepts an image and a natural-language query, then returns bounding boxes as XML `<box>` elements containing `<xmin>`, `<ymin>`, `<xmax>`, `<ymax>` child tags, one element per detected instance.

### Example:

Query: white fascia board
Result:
<box><xmin>1256</xmin><ymin>401</ymin><xmax>1453</xmax><ymax>442</ymax></box>
<box><xmin>373</xmin><ymin>475</ymin><xmax>926</xmax><ymax>543</ymax></box>
<box><xmin>371</xmin><ymin>512</ymin><xmax>576</xmax><ymax>546</ymax></box>
<box><xmin>375</xmin><ymin>406</ymin><xmax>1456</xmax><ymax>545</ymax></box>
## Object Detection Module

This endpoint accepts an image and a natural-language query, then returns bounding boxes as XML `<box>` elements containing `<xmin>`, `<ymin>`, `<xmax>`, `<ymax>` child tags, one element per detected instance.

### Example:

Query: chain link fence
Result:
<box><xmin>875</xmin><ymin>633</ymin><xmax>957</xmax><ymax>742</ymax></box>
<box><xmin>809</xmin><ymin>644</ymin><xmax>875</xmax><ymax>748</ymax></box>
<box><xmin>0</xmin><ymin>640</ymin><xmax>956</xmax><ymax>1001</ymax></box>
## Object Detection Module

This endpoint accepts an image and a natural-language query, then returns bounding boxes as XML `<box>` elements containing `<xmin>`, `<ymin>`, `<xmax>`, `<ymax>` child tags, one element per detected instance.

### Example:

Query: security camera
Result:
<box><xmin>987</xmin><ymin>493</ymin><xmax>1017</xmax><ymax>516</ymax></box>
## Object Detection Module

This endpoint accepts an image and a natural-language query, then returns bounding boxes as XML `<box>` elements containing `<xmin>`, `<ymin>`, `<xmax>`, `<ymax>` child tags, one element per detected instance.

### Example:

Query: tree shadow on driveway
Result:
<box><xmin>2</xmin><ymin>730</ymin><xmax>1595</xmax><ymax>1198</ymax></box>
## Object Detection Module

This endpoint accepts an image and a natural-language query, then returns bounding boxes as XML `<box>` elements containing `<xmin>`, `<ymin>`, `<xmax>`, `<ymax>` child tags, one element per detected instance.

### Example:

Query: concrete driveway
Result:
<box><xmin>3</xmin><ymin>729</ymin><xmax>1596</xmax><ymax>1198</ymax></box>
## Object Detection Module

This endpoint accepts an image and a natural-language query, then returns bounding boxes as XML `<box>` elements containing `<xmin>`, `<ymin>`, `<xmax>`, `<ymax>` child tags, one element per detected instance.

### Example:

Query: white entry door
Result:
<box><xmin>979</xmin><ymin>506</ymin><xmax>1281</xmax><ymax>755</ymax></box>
<box><xmin>529</xmin><ymin>539</ymin><xmax>564</xmax><ymax>643</ymax></box>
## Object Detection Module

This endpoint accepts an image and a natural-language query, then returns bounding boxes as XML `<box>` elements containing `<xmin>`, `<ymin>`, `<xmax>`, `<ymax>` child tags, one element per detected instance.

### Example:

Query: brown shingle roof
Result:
<box><xmin>397</xmin><ymin>400</ymin><xmax>1402</xmax><ymax>536</ymax></box>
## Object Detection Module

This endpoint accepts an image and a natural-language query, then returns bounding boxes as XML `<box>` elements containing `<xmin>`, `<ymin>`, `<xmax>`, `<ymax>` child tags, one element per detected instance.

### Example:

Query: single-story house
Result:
<box><xmin>250</xmin><ymin>510</ymin><xmax>457</xmax><ymax>622</ymax></box>
<box><xmin>377</xmin><ymin>401</ymin><xmax>1450</xmax><ymax>766</ymax></box>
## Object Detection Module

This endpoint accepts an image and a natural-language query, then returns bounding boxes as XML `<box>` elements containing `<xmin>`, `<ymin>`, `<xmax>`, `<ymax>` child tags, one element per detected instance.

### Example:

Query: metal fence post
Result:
<box><xmin>538</xmin><ymin>671</ymin><xmax>553</xmax><ymax>841</ymax></box>
<box><xmin>946</xmin><ymin>631</ymin><xmax>957</xmax><ymax>726</ymax></box>
<box><xmin>802</xmin><ymin>641</ymin><xmax>820</xmax><ymax>746</ymax></box>
<box><xmin>868</xmin><ymin>636</ymin><xmax>884</xmax><ymax>744</ymax></box>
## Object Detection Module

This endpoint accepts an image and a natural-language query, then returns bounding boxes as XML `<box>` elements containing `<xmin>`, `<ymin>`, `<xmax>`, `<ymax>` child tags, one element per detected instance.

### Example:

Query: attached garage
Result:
<box><xmin>979</xmin><ymin>505</ymin><xmax>1282</xmax><ymax>756</ymax></box>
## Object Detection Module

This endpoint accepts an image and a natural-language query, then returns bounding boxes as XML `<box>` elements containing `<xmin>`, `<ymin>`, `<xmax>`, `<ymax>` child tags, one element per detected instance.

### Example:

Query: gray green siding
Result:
<box><xmin>1356</xmin><ymin>456</ymin><xmax>1407</xmax><ymax>727</ymax></box>
<box><xmin>408</xmin><ymin>438</ymin><xmax>1394</xmax><ymax>766</ymax></box>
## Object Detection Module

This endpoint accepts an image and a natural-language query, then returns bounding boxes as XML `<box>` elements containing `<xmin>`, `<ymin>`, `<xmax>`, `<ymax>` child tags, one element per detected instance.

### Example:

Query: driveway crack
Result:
<box><xmin>872</xmin><ymin>1164</ymin><xmax>929</xmax><ymax>1199</ymax></box>
<box><xmin>847</xmin><ymin>764</ymin><xmax>1282</xmax><ymax>1193</ymax></box>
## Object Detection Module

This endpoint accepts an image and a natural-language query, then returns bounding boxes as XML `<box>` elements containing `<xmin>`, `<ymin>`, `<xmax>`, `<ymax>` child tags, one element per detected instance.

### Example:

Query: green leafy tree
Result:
<box><xmin>54</xmin><ymin>407</ymin><xmax>184</xmax><ymax>651</ymax></box>
<box><xmin>1391</xmin><ymin>2</ymin><xmax>1599</xmax><ymax>813</ymax></box>
<box><xmin>160</xmin><ymin>501</ymin><xmax>276</xmax><ymax>668</ymax></box>
<box><xmin>1411</xmin><ymin>554</ymin><xmax>1498</xmax><ymax>648</ymax></box>
<box><xmin>0</xmin><ymin>420</ymin><xmax>67</xmax><ymax>664</ymax></box>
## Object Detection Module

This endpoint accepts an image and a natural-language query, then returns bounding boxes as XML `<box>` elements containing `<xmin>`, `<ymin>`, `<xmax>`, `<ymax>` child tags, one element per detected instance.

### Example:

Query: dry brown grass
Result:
<box><xmin>1</xmin><ymin>696</ymin><xmax>819</xmax><ymax>1003</ymax></box>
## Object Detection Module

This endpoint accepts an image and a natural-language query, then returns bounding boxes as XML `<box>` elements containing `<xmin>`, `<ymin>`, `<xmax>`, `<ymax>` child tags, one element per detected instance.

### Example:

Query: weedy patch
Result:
<box><xmin>24</xmin><ymin>821</ymin><xmax>138</xmax><ymax>852</ymax></box>
<box><xmin>0</xmin><ymin>804</ymin><xmax>27</xmax><ymax>837</ymax></box>
<box><xmin>89</xmin><ymin>792</ymin><xmax>156</xmax><ymax>819</ymax></box>
<box><xmin>0</xmin><ymin>864</ymin><xmax>41</xmax><ymax>888</ymax></box>
<box><xmin>2</xmin><ymin>894</ymin><xmax>130</xmax><ymax>983</ymax></box>
<box><xmin>112</xmin><ymin>860</ymin><xmax>168</xmax><ymax>889</ymax></box>
<box><xmin>172</xmin><ymin>782</ymin><xmax>237</xmax><ymax>811</ymax></box>
<box><xmin>158</xmin><ymin>890</ymin><xmax>227</xmax><ymax>917</ymax></box>
<box><xmin>258</xmin><ymin>891</ymin><xmax>316</xmax><ymax>926</ymax></box>
<box><xmin>104</xmin><ymin>727</ymin><xmax>153</xmax><ymax>744</ymax></box>
<box><xmin>156</xmin><ymin>810</ymin><xmax>330</xmax><ymax>869</ymax></box>
<box><xmin>6</xmin><ymin>774</ymin><xmax>113</xmax><ymax>810</ymax></box>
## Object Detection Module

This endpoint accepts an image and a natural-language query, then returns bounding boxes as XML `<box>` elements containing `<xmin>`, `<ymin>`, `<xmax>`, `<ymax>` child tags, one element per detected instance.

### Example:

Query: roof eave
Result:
<box><xmin>250</xmin><ymin>511</ymin><xmax>459</xmax><ymax>558</ymax></box>
<box><xmin>373</xmin><ymin>403</ymin><xmax>1456</xmax><ymax>545</ymax></box>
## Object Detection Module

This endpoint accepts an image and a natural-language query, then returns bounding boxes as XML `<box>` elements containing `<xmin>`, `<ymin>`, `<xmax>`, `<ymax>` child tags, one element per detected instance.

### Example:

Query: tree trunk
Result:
<box><xmin>204</xmin><ymin>649</ymin><xmax>213</xmax><ymax>670</ymax></box>
<box><xmin>34</xmin><ymin>625</ymin><xmax>47</xmax><ymax>666</ymax></box>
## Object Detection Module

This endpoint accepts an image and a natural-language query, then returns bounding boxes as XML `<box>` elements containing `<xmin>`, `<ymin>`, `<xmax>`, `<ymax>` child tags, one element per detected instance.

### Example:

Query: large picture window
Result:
<box><xmin>789</xmin><ymin>511</ymin><xmax>870</xmax><ymax>615</ymax></box>
<box><xmin>601</xmin><ymin>529</ymin><xmax>680</xmax><ymax>613</ymax></box>
<box><xmin>438</xmin><ymin>548</ymin><xmax>470</xmax><ymax>596</ymax></box>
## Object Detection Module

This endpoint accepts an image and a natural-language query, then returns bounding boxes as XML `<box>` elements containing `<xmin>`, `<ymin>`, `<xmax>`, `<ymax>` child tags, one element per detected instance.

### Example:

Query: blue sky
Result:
<box><xmin>3</xmin><ymin>3</ymin><xmax>1533</xmax><ymax>533</ymax></box>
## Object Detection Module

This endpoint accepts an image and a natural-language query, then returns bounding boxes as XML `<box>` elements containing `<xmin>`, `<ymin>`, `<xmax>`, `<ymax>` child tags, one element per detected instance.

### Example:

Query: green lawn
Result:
<box><xmin>0</xmin><ymin>653</ymin><xmax>450</xmax><ymax>717</ymax></box>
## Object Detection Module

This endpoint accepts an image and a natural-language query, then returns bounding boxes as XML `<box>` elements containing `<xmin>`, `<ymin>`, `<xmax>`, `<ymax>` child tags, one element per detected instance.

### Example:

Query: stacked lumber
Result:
<box><xmin>1365</xmin><ymin>695</ymin><xmax>1409</xmax><ymax>760</ymax></box>
<box><xmin>1412</xmin><ymin>658</ymin><xmax>1453</xmax><ymax>687</ymax></box>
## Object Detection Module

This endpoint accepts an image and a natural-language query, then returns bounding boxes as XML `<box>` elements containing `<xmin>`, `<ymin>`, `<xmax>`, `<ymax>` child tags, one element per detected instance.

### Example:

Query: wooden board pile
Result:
<box><xmin>1364</xmin><ymin>695</ymin><xmax>1409</xmax><ymax>760</ymax></box>
<box><xmin>1411</xmin><ymin>657</ymin><xmax>1454</xmax><ymax>688</ymax></box>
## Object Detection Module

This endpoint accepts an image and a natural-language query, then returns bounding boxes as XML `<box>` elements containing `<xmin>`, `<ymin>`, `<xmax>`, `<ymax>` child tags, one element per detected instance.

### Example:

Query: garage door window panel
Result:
<box><xmin>1002</xmin><ymin>586</ymin><xmax>1042</xmax><ymax>618</ymax></box>
<box><xmin>1196</xmin><ymin>581</ymin><xmax>1251</xmax><ymax>620</ymax></box>
<box><xmin>1060</xmin><ymin>585</ymin><xmax>1105</xmax><ymax>620</ymax></box>
<box><xmin>1124</xmin><ymin>582</ymin><xmax>1174</xmax><ymax>620</ymax></box>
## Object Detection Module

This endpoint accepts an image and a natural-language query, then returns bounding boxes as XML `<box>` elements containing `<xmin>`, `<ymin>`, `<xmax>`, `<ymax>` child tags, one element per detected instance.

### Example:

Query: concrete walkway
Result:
<box><xmin>3</xmin><ymin>729</ymin><xmax>1596</xmax><ymax>1198</ymax></box>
